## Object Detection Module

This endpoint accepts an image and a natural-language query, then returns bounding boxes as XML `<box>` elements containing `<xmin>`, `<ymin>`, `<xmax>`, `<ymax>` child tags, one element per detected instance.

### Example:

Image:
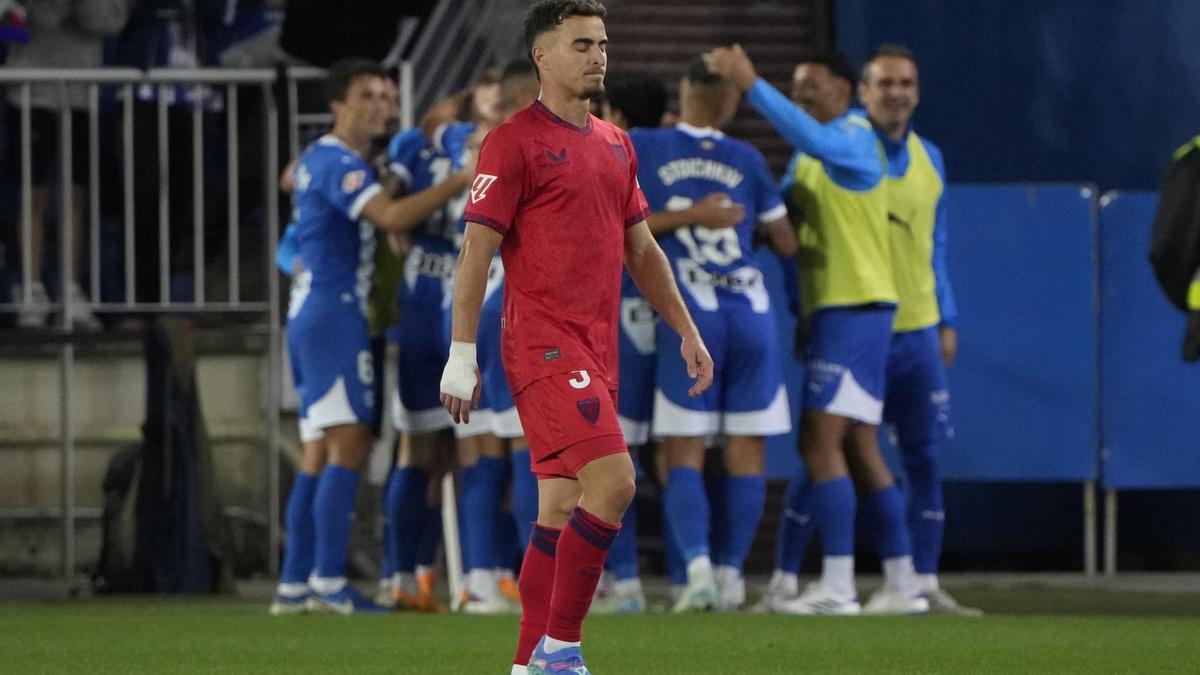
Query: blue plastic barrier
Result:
<box><xmin>939</xmin><ymin>185</ymin><xmax>1098</xmax><ymax>481</ymax></box>
<box><xmin>1099</xmin><ymin>191</ymin><xmax>1200</xmax><ymax>489</ymax></box>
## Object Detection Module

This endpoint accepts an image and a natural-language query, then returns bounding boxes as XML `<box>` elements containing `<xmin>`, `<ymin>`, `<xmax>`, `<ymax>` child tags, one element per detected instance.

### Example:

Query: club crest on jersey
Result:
<box><xmin>577</xmin><ymin>397</ymin><xmax>600</xmax><ymax>425</ymax></box>
<box><xmin>609</xmin><ymin>143</ymin><xmax>629</xmax><ymax>165</ymax></box>
<box><xmin>471</xmin><ymin>173</ymin><xmax>498</xmax><ymax>203</ymax></box>
<box><xmin>545</xmin><ymin>148</ymin><xmax>569</xmax><ymax>165</ymax></box>
<box><xmin>342</xmin><ymin>169</ymin><xmax>365</xmax><ymax>193</ymax></box>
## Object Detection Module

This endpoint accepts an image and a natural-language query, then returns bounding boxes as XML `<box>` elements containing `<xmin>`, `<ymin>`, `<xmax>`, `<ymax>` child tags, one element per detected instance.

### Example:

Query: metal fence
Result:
<box><xmin>0</xmin><ymin>66</ymin><xmax>293</xmax><ymax>578</ymax></box>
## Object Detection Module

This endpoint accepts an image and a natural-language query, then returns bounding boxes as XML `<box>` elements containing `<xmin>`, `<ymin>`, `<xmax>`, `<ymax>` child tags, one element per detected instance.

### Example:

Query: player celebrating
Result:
<box><xmin>858</xmin><ymin>44</ymin><xmax>976</xmax><ymax>615</ymax></box>
<box><xmin>631</xmin><ymin>58</ymin><xmax>796</xmax><ymax>613</ymax></box>
<box><xmin>441</xmin><ymin>2</ymin><xmax>713</xmax><ymax>673</ymax></box>
<box><xmin>269</xmin><ymin>59</ymin><xmax>473</xmax><ymax>615</ymax></box>
<box><xmin>708</xmin><ymin>46</ymin><xmax>927</xmax><ymax>615</ymax></box>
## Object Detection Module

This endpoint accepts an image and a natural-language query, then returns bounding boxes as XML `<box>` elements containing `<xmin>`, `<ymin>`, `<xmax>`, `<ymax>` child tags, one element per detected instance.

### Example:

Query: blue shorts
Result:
<box><xmin>617</xmin><ymin>292</ymin><xmax>657</xmax><ymax>446</ymax></box>
<box><xmin>803</xmin><ymin>305</ymin><xmax>895</xmax><ymax>425</ymax></box>
<box><xmin>480</xmin><ymin>273</ymin><xmax>521</xmax><ymax>438</ymax></box>
<box><xmin>884</xmin><ymin>326</ymin><xmax>953</xmax><ymax>445</ymax></box>
<box><xmin>393</xmin><ymin>241</ymin><xmax>456</xmax><ymax>434</ymax></box>
<box><xmin>653</xmin><ymin>276</ymin><xmax>790</xmax><ymax>438</ymax></box>
<box><xmin>287</xmin><ymin>288</ymin><xmax>374</xmax><ymax>442</ymax></box>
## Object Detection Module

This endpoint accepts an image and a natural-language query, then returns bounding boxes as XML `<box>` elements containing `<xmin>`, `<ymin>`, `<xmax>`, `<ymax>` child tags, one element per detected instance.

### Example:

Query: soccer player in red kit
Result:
<box><xmin>439</xmin><ymin>2</ymin><xmax>713</xmax><ymax>673</ymax></box>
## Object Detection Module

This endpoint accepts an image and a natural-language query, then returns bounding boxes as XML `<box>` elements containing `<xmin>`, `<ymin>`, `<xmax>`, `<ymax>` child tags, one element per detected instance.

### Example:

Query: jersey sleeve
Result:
<box><xmin>749</xmin><ymin>147</ymin><xmax>787</xmax><ymax>223</ymax></box>
<box><xmin>387</xmin><ymin>128</ymin><xmax>426</xmax><ymax>190</ymax></box>
<box><xmin>622</xmin><ymin>133</ymin><xmax>651</xmax><ymax>227</ymax></box>
<box><xmin>436</xmin><ymin>122</ymin><xmax>476</xmax><ymax>169</ymax></box>
<box><xmin>924</xmin><ymin>138</ymin><xmax>959</xmax><ymax>326</ymax></box>
<box><xmin>462</xmin><ymin>125</ymin><xmax>526</xmax><ymax>235</ymax></box>
<box><xmin>319</xmin><ymin>151</ymin><xmax>382</xmax><ymax>222</ymax></box>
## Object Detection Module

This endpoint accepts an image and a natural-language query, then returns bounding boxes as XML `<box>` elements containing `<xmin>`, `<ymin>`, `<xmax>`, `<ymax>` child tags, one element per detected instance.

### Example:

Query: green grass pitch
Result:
<box><xmin>3</xmin><ymin>586</ymin><xmax>1199</xmax><ymax>673</ymax></box>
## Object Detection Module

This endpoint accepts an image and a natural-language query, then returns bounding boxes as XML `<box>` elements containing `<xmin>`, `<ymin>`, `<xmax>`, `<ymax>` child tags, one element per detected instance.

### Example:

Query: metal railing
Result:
<box><xmin>0</xmin><ymin>66</ymin><xmax>291</xmax><ymax>578</ymax></box>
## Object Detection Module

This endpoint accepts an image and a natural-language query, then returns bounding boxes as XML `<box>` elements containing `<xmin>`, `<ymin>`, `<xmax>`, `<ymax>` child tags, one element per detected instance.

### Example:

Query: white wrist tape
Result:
<box><xmin>440</xmin><ymin>341</ymin><xmax>479</xmax><ymax>400</ymax></box>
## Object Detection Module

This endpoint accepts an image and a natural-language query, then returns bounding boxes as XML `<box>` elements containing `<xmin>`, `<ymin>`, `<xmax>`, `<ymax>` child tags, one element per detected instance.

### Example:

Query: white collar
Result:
<box><xmin>676</xmin><ymin>122</ymin><xmax>724</xmax><ymax>139</ymax></box>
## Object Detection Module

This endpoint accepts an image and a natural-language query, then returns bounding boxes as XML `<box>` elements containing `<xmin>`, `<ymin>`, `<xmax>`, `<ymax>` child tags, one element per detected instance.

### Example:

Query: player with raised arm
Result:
<box><xmin>268</xmin><ymin>59</ymin><xmax>473</xmax><ymax>616</ymax></box>
<box><xmin>440</xmin><ymin>2</ymin><xmax>713</xmax><ymax>672</ymax></box>
<box><xmin>708</xmin><ymin>46</ymin><xmax>927</xmax><ymax>615</ymax></box>
<box><xmin>633</xmin><ymin>58</ymin><xmax>796</xmax><ymax>614</ymax></box>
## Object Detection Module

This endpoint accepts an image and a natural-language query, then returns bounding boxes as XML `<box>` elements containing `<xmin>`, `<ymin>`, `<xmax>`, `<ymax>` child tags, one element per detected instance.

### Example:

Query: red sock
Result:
<box><xmin>514</xmin><ymin>524</ymin><xmax>560</xmax><ymax>667</ymax></box>
<box><xmin>546</xmin><ymin>507</ymin><xmax>620</xmax><ymax>643</ymax></box>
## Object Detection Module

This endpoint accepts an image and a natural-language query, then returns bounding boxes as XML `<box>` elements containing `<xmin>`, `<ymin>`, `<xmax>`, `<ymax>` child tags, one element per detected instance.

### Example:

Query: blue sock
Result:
<box><xmin>510</xmin><ymin>450</ymin><xmax>539</xmax><ymax>552</ymax></box>
<box><xmin>775</xmin><ymin>476</ymin><xmax>816</xmax><ymax>574</ymax></box>
<box><xmin>391</xmin><ymin>467</ymin><xmax>428</xmax><ymax>574</ymax></box>
<box><xmin>810</xmin><ymin>476</ymin><xmax>856</xmax><ymax>557</ymax></box>
<box><xmin>863</xmin><ymin>485</ymin><xmax>912</xmax><ymax>559</ymax></box>
<box><xmin>380</xmin><ymin>469</ymin><xmax>402</xmax><ymax>579</ymax></box>
<box><xmin>606</xmin><ymin>501</ymin><xmax>639</xmax><ymax>580</ymax></box>
<box><xmin>463</xmin><ymin>457</ymin><xmax>507</xmax><ymax>575</ymax></box>
<box><xmin>416</xmin><ymin>504</ymin><xmax>441</xmax><ymax>568</ymax></box>
<box><xmin>903</xmin><ymin>442</ymin><xmax>944</xmax><ymax>573</ymax></box>
<box><xmin>313</xmin><ymin>464</ymin><xmax>360</xmax><ymax>581</ymax></box>
<box><xmin>661</xmin><ymin>499</ymin><xmax>687</xmax><ymax>586</ymax></box>
<box><xmin>280</xmin><ymin>472</ymin><xmax>318</xmax><ymax>584</ymax></box>
<box><xmin>717</xmin><ymin>475</ymin><xmax>766</xmax><ymax>571</ymax></box>
<box><xmin>664</xmin><ymin>467</ymin><xmax>710</xmax><ymax>562</ymax></box>
<box><xmin>707</xmin><ymin>475</ymin><xmax>729</xmax><ymax>566</ymax></box>
<box><xmin>458</xmin><ymin>465</ymin><xmax>478</xmax><ymax>573</ymax></box>
<box><xmin>496</xmin><ymin>506</ymin><xmax>519</xmax><ymax>571</ymax></box>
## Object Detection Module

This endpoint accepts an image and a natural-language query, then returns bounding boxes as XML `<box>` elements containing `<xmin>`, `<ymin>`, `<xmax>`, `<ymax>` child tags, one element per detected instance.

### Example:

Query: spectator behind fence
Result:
<box><xmin>4</xmin><ymin>0</ymin><xmax>130</xmax><ymax>328</ymax></box>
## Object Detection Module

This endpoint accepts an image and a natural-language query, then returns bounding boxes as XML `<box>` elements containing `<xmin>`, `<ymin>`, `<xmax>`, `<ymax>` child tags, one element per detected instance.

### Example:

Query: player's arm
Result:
<box><xmin>439</xmin><ymin>222</ymin><xmax>501</xmax><ymax>423</ymax></box>
<box><xmin>927</xmin><ymin>141</ymin><xmax>959</xmax><ymax>367</ymax></box>
<box><xmin>360</xmin><ymin>166</ymin><xmax>473</xmax><ymax>233</ymax></box>
<box><xmin>707</xmin><ymin>44</ymin><xmax>878</xmax><ymax>176</ymax></box>
<box><xmin>759</xmin><ymin>216</ymin><xmax>797</xmax><ymax>257</ymax></box>
<box><xmin>624</xmin><ymin>221</ymin><xmax>714</xmax><ymax>396</ymax></box>
<box><xmin>647</xmin><ymin>193</ymin><xmax>745</xmax><ymax>235</ymax></box>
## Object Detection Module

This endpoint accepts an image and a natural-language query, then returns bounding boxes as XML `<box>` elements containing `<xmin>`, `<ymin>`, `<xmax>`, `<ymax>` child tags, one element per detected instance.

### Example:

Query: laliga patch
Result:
<box><xmin>471</xmin><ymin>173</ymin><xmax>498</xmax><ymax>203</ymax></box>
<box><xmin>342</xmin><ymin>169</ymin><xmax>365</xmax><ymax>193</ymax></box>
<box><xmin>577</xmin><ymin>397</ymin><xmax>600</xmax><ymax>426</ymax></box>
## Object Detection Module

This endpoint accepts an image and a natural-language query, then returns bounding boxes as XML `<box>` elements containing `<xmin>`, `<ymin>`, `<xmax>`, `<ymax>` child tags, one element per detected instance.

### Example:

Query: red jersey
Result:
<box><xmin>463</xmin><ymin>101</ymin><xmax>650</xmax><ymax>394</ymax></box>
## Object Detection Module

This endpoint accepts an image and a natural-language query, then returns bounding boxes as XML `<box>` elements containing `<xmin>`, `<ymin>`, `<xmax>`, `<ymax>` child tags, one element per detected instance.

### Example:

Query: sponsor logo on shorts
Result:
<box><xmin>577</xmin><ymin>397</ymin><xmax>600</xmax><ymax>425</ymax></box>
<box><xmin>544</xmin><ymin>348</ymin><xmax>561</xmax><ymax>361</ymax></box>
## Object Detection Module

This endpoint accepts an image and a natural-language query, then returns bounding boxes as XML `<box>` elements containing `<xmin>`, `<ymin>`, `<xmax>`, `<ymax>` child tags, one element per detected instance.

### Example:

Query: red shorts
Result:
<box><xmin>513</xmin><ymin>369</ymin><xmax>628</xmax><ymax>479</ymax></box>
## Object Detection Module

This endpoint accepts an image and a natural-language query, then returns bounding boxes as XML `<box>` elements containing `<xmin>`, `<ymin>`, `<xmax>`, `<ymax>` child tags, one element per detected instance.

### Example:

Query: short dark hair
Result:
<box><xmin>523</xmin><ymin>0</ymin><xmax>607</xmax><ymax>58</ymax></box>
<box><xmin>684</xmin><ymin>56</ymin><xmax>724</xmax><ymax>87</ymax></box>
<box><xmin>326</xmin><ymin>58</ymin><xmax>388</xmax><ymax>104</ymax></box>
<box><xmin>862</xmin><ymin>43</ymin><xmax>919</xmax><ymax>81</ymax></box>
<box><xmin>796</xmin><ymin>50</ymin><xmax>857</xmax><ymax>88</ymax></box>
<box><xmin>502</xmin><ymin>59</ymin><xmax>538</xmax><ymax>83</ymax></box>
<box><xmin>603</xmin><ymin>71</ymin><xmax>668</xmax><ymax>129</ymax></box>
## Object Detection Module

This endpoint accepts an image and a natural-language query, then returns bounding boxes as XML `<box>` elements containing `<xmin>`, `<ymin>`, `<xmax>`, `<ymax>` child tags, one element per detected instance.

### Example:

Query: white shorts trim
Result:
<box><xmin>825</xmin><ymin>370</ymin><xmax>884</xmax><ymax>425</ymax></box>
<box><xmin>393</xmin><ymin>390</ymin><xmax>454</xmax><ymax>433</ymax></box>
<box><xmin>305</xmin><ymin>376</ymin><xmax>363</xmax><ymax>433</ymax></box>
<box><xmin>491</xmin><ymin>407</ymin><xmax>525</xmax><ymax>439</ymax></box>
<box><xmin>723</xmin><ymin>385</ymin><xmax>792</xmax><ymax>436</ymax></box>
<box><xmin>618</xmin><ymin>415</ymin><xmax>650</xmax><ymax>447</ymax></box>
<box><xmin>651</xmin><ymin>389</ymin><xmax>721</xmax><ymax>437</ymax></box>
<box><xmin>298</xmin><ymin>417</ymin><xmax>325</xmax><ymax>443</ymax></box>
<box><xmin>453</xmin><ymin>408</ymin><xmax>495</xmax><ymax>439</ymax></box>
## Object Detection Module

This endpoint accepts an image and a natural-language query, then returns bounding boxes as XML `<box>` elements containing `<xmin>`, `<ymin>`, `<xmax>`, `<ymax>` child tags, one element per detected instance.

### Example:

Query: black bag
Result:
<box><xmin>1149</xmin><ymin>136</ymin><xmax>1200</xmax><ymax>312</ymax></box>
<box><xmin>91</xmin><ymin>445</ymin><xmax>142</xmax><ymax>594</ymax></box>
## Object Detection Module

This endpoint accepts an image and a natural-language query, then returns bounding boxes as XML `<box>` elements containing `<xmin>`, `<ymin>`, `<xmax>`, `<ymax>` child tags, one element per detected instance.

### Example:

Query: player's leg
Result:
<box><xmin>515</xmin><ymin>476</ymin><xmax>578</xmax><ymax>670</ymax></box>
<box><xmin>270</xmin><ymin>436</ymin><xmax>327</xmax><ymax>615</ymax></box>
<box><xmin>843</xmin><ymin>422</ymin><xmax>927</xmax><ymax>615</ymax></box>
<box><xmin>715</xmin><ymin>299</ymin><xmax>790</xmax><ymax>610</ymax></box>
<box><xmin>653</xmin><ymin>305</ymin><xmax>724</xmax><ymax>612</ymax></box>
<box><xmin>387</xmin><ymin>429</ymin><xmax>449</xmax><ymax>611</ymax></box>
<box><xmin>754</xmin><ymin>472</ymin><xmax>814</xmax><ymax>611</ymax></box>
<box><xmin>460</xmin><ymin>431</ymin><xmax>516</xmax><ymax>613</ymax></box>
<box><xmin>888</xmin><ymin>328</ymin><xmax>979</xmax><ymax>615</ymax></box>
